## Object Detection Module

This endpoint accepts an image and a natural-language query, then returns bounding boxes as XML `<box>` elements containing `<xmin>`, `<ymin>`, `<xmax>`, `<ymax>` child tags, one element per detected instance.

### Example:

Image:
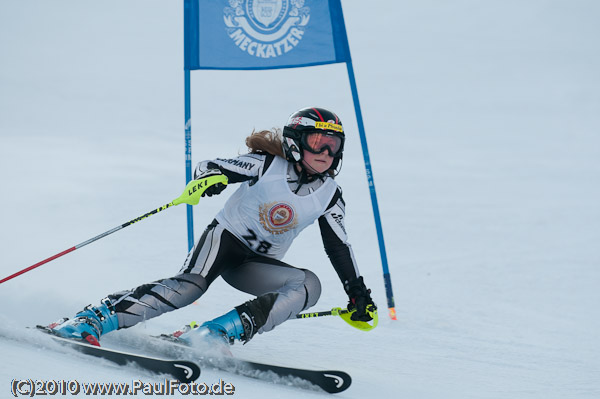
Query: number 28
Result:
<box><xmin>242</xmin><ymin>229</ymin><xmax>272</xmax><ymax>254</ymax></box>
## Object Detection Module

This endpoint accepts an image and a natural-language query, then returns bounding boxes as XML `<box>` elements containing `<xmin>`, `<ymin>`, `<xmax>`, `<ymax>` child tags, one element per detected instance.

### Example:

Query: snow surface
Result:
<box><xmin>1</xmin><ymin>1</ymin><xmax>599</xmax><ymax>398</ymax></box>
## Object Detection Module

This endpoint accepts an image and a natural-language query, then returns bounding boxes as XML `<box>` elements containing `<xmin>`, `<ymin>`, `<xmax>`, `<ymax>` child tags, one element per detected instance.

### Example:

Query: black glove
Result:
<box><xmin>344</xmin><ymin>276</ymin><xmax>377</xmax><ymax>322</ymax></box>
<box><xmin>196</xmin><ymin>168</ymin><xmax>227</xmax><ymax>197</ymax></box>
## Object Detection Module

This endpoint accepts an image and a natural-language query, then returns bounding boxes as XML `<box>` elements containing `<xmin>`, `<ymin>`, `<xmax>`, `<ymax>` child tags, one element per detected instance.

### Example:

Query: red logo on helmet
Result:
<box><xmin>290</xmin><ymin>116</ymin><xmax>303</xmax><ymax>128</ymax></box>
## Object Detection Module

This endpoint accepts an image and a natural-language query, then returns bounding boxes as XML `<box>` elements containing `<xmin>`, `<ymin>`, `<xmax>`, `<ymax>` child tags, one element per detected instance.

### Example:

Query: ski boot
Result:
<box><xmin>46</xmin><ymin>298</ymin><xmax>119</xmax><ymax>346</ymax></box>
<box><xmin>173</xmin><ymin>308</ymin><xmax>257</xmax><ymax>355</ymax></box>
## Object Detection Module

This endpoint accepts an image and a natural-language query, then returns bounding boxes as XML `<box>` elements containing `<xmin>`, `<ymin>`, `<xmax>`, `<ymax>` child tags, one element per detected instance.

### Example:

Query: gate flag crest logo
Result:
<box><xmin>185</xmin><ymin>0</ymin><xmax>351</xmax><ymax>70</ymax></box>
<box><xmin>223</xmin><ymin>0</ymin><xmax>310</xmax><ymax>59</ymax></box>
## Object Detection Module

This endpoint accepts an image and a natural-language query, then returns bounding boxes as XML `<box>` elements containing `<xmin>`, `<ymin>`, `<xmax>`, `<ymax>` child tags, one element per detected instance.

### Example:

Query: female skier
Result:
<box><xmin>47</xmin><ymin>107</ymin><xmax>377</xmax><ymax>347</ymax></box>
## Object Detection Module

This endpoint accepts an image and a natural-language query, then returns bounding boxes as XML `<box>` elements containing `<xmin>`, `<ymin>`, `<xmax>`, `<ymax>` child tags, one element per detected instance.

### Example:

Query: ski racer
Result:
<box><xmin>47</xmin><ymin>107</ymin><xmax>377</xmax><ymax>347</ymax></box>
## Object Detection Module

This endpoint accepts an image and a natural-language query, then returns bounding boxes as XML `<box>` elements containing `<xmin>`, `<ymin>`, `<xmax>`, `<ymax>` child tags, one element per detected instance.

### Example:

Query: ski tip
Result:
<box><xmin>172</xmin><ymin>360</ymin><xmax>201</xmax><ymax>383</ymax></box>
<box><xmin>320</xmin><ymin>371</ymin><xmax>352</xmax><ymax>394</ymax></box>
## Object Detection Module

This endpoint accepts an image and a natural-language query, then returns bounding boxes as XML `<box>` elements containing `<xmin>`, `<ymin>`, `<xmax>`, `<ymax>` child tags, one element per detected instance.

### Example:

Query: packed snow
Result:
<box><xmin>1</xmin><ymin>1</ymin><xmax>599</xmax><ymax>398</ymax></box>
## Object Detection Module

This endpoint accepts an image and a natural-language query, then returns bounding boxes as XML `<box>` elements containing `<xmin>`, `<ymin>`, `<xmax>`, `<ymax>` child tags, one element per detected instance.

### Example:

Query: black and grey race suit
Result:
<box><xmin>107</xmin><ymin>153</ymin><xmax>361</xmax><ymax>335</ymax></box>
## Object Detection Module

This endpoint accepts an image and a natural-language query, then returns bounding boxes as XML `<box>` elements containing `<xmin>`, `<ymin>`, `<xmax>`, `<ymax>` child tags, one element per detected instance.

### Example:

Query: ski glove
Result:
<box><xmin>195</xmin><ymin>167</ymin><xmax>227</xmax><ymax>197</ymax></box>
<box><xmin>344</xmin><ymin>276</ymin><xmax>377</xmax><ymax>322</ymax></box>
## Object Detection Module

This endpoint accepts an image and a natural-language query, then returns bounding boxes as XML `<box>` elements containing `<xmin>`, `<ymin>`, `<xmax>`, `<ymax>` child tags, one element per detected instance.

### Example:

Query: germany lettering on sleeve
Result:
<box><xmin>216</xmin><ymin>158</ymin><xmax>256</xmax><ymax>171</ymax></box>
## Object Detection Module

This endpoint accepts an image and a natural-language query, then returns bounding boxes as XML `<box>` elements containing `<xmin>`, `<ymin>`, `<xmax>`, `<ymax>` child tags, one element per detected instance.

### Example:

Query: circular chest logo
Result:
<box><xmin>269</xmin><ymin>203</ymin><xmax>294</xmax><ymax>227</ymax></box>
<box><xmin>224</xmin><ymin>0</ymin><xmax>311</xmax><ymax>59</ymax></box>
<box><xmin>260</xmin><ymin>202</ymin><xmax>298</xmax><ymax>234</ymax></box>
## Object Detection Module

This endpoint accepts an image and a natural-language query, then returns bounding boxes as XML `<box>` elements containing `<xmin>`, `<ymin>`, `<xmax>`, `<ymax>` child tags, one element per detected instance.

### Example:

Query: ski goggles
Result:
<box><xmin>302</xmin><ymin>132</ymin><xmax>344</xmax><ymax>157</ymax></box>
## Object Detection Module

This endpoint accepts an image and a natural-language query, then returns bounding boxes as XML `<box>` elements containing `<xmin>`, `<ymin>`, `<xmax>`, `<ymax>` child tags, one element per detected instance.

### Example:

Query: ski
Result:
<box><xmin>35</xmin><ymin>326</ymin><xmax>201</xmax><ymax>383</ymax></box>
<box><xmin>34</xmin><ymin>326</ymin><xmax>350</xmax><ymax>393</ymax></box>
<box><xmin>203</xmin><ymin>356</ymin><xmax>351</xmax><ymax>394</ymax></box>
<box><xmin>141</xmin><ymin>336</ymin><xmax>351</xmax><ymax>393</ymax></box>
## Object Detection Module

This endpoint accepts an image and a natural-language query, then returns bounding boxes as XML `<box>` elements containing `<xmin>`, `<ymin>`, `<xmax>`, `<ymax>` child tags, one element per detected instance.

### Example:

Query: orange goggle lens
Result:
<box><xmin>304</xmin><ymin>133</ymin><xmax>343</xmax><ymax>156</ymax></box>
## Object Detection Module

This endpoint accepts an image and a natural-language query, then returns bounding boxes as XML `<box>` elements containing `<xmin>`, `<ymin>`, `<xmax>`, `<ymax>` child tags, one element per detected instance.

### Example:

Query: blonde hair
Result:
<box><xmin>246</xmin><ymin>129</ymin><xmax>285</xmax><ymax>158</ymax></box>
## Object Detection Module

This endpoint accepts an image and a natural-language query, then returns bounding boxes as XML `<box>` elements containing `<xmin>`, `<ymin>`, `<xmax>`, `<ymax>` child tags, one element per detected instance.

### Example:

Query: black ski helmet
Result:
<box><xmin>282</xmin><ymin>107</ymin><xmax>345</xmax><ymax>173</ymax></box>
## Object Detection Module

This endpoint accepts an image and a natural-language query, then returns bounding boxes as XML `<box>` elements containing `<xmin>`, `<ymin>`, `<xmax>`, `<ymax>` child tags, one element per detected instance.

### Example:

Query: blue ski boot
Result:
<box><xmin>175</xmin><ymin>309</ymin><xmax>257</xmax><ymax>353</ymax></box>
<box><xmin>47</xmin><ymin>298</ymin><xmax>119</xmax><ymax>346</ymax></box>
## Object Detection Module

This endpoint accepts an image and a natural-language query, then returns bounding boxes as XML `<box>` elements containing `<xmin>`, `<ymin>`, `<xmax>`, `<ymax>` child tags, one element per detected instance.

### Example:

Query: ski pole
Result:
<box><xmin>0</xmin><ymin>175</ymin><xmax>228</xmax><ymax>285</ymax></box>
<box><xmin>296</xmin><ymin>306</ymin><xmax>378</xmax><ymax>331</ymax></box>
<box><xmin>296</xmin><ymin>307</ymin><xmax>349</xmax><ymax>318</ymax></box>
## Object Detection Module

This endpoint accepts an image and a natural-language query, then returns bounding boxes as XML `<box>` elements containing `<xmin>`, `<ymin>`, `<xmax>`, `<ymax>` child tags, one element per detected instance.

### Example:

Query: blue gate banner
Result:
<box><xmin>185</xmin><ymin>0</ymin><xmax>351</xmax><ymax>70</ymax></box>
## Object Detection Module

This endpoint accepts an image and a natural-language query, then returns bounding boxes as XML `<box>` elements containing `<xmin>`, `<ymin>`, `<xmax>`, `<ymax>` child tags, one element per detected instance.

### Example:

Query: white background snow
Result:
<box><xmin>1</xmin><ymin>1</ymin><xmax>599</xmax><ymax>398</ymax></box>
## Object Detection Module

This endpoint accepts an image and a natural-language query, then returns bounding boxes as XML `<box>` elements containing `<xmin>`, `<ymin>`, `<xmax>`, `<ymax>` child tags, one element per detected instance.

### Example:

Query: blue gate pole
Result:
<box><xmin>184</xmin><ymin>69</ymin><xmax>194</xmax><ymax>251</ymax></box>
<box><xmin>346</xmin><ymin>60</ymin><xmax>396</xmax><ymax>320</ymax></box>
